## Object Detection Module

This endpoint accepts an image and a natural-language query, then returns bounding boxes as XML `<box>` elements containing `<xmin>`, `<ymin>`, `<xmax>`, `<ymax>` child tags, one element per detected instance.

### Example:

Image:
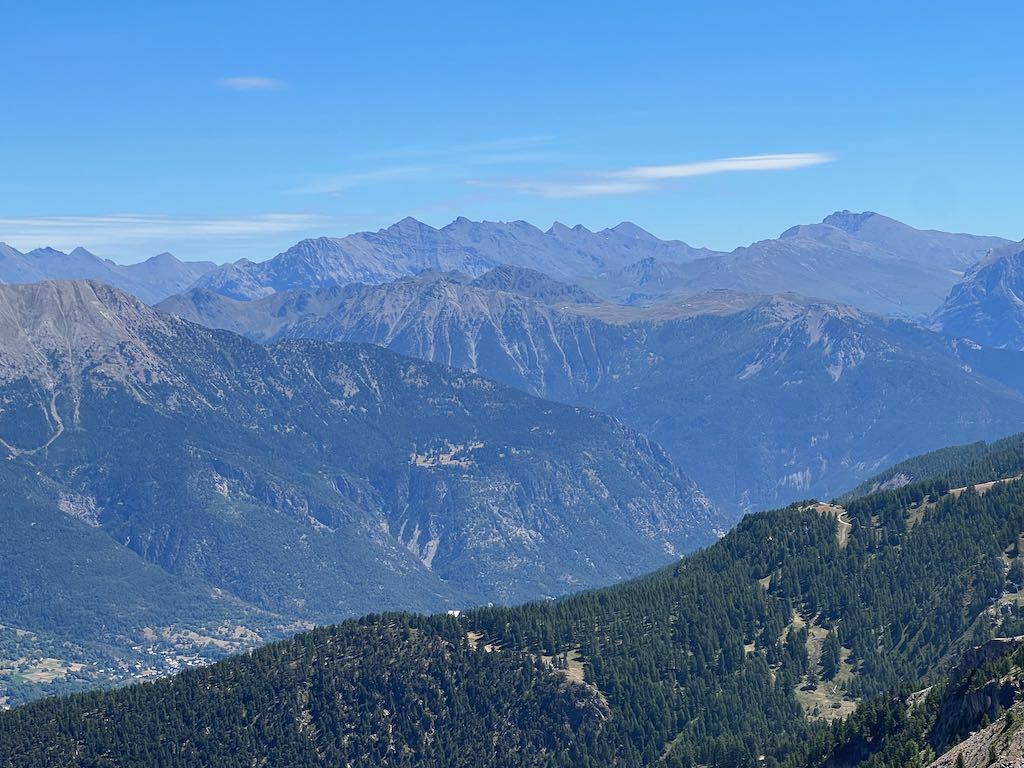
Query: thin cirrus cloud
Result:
<box><xmin>291</xmin><ymin>136</ymin><xmax>560</xmax><ymax>195</ymax></box>
<box><xmin>219</xmin><ymin>76</ymin><xmax>287</xmax><ymax>91</ymax></box>
<box><xmin>292</xmin><ymin>165</ymin><xmax>432</xmax><ymax>195</ymax></box>
<box><xmin>0</xmin><ymin>213</ymin><xmax>324</xmax><ymax>251</ymax></box>
<box><xmin>477</xmin><ymin>152</ymin><xmax>836</xmax><ymax>198</ymax></box>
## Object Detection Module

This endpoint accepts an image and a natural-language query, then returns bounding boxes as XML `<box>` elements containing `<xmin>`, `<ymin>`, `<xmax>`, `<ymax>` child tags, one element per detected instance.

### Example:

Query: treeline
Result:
<box><xmin>843</xmin><ymin>431</ymin><xmax>1024</xmax><ymax>500</ymax></box>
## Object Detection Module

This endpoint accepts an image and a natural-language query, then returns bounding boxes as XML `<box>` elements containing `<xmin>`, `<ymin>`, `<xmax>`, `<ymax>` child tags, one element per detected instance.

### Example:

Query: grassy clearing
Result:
<box><xmin>783</xmin><ymin>611</ymin><xmax>859</xmax><ymax>722</ymax></box>
<box><xmin>948</xmin><ymin>475</ymin><xmax>1023</xmax><ymax>499</ymax></box>
<box><xmin>1</xmin><ymin>658</ymin><xmax>87</xmax><ymax>685</ymax></box>
<box><xmin>794</xmin><ymin>640</ymin><xmax>857</xmax><ymax>722</ymax></box>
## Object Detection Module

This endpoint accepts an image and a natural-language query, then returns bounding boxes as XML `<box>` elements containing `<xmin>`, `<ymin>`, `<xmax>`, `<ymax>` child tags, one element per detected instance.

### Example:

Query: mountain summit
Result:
<box><xmin>193</xmin><ymin>217</ymin><xmax>712</xmax><ymax>302</ymax></box>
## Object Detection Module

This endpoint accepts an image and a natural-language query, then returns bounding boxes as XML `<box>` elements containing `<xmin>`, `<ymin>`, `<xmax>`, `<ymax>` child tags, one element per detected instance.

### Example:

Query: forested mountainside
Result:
<box><xmin>161</xmin><ymin>268</ymin><xmax>1024</xmax><ymax>513</ymax></box>
<box><xmin>4</xmin><ymin>438</ymin><xmax>1024</xmax><ymax>766</ymax></box>
<box><xmin>781</xmin><ymin>635</ymin><xmax>1024</xmax><ymax>768</ymax></box>
<box><xmin>0</xmin><ymin>280</ymin><xmax>718</xmax><ymax>705</ymax></box>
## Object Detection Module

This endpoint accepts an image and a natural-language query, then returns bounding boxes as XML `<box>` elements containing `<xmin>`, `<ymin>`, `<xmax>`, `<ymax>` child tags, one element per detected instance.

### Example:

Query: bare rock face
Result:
<box><xmin>929</xmin><ymin>702</ymin><xmax>1024</xmax><ymax>768</ymax></box>
<box><xmin>927</xmin><ymin>638</ymin><xmax>1024</xmax><ymax>768</ymax></box>
<box><xmin>934</xmin><ymin>243</ymin><xmax>1024</xmax><ymax>351</ymax></box>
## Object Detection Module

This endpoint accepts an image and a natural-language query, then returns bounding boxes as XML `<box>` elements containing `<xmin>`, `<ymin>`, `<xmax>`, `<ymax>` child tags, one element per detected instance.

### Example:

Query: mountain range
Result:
<box><xmin>4</xmin><ymin>434</ymin><xmax>1024</xmax><ymax>767</ymax></box>
<box><xmin>4</xmin><ymin>209</ymin><xmax>1024</xmax><ymax>762</ymax></box>
<box><xmin>187</xmin><ymin>211</ymin><xmax>1012</xmax><ymax>317</ymax></box>
<box><xmin>5</xmin><ymin>211</ymin><xmax>1015</xmax><ymax>323</ymax></box>
<box><xmin>0</xmin><ymin>279</ymin><xmax>718</xmax><ymax>704</ymax></box>
<box><xmin>161</xmin><ymin>266</ymin><xmax>1024</xmax><ymax>512</ymax></box>
<box><xmin>0</xmin><ymin>243</ymin><xmax>216</xmax><ymax>303</ymax></box>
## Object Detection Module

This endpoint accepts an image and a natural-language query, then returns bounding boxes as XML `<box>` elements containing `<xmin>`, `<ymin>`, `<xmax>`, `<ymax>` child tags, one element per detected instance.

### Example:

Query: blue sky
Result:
<box><xmin>2</xmin><ymin>1</ymin><xmax>1022</xmax><ymax>263</ymax></box>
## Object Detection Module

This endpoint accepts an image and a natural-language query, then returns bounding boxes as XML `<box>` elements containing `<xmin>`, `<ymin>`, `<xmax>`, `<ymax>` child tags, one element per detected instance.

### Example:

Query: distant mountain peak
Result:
<box><xmin>385</xmin><ymin>216</ymin><xmax>435</xmax><ymax>235</ymax></box>
<box><xmin>821</xmin><ymin>210</ymin><xmax>881</xmax><ymax>233</ymax></box>
<box><xmin>27</xmin><ymin>246</ymin><xmax>68</xmax><ymax>258</ymax></box>
<box><xmin>975</xmin><ymin>239</ymin><xmax>1024</xmax><ymax>269</ymax></box>
<box><xmin>147</xmin><ymin>251</ymin><xmax>180</xmax><ymax>264</ymax></box>
<box><xmin>190</xmin><ymin>212</ymin><xmax>1010</xmax><ymax>316</ymax></box>
<box><xmin>934</xmin><ymin>241</ymin><xmax>1024</xmax><ymax>350</ymax></box>
<box><xmin>606</xmin><ymin>221</ymin><xmax>655</xmax><ymax>239</ymax></box>
<box><xmin>469</xmin><ymin>264</ymin><xmax>602</xmax><ymax>304</ymax></box>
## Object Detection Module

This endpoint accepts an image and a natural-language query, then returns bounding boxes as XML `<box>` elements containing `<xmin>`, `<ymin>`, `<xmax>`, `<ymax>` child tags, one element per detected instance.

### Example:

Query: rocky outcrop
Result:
<box><xmin>934</xmin><ymin>243</ymin><xmax>1024</xmax><ymax>350</ymax></box>
<box><xmin>931</xmin><ymin>638</ymin><xmax>1024</xmax><ymax>755</ymax></box>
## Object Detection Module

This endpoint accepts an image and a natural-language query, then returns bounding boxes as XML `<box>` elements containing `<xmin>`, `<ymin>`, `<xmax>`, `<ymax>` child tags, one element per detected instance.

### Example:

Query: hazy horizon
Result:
<box><xmin>3</xmin><ymin>207</ymin><xmax>1022</xmax><ymax>268</ymax></box>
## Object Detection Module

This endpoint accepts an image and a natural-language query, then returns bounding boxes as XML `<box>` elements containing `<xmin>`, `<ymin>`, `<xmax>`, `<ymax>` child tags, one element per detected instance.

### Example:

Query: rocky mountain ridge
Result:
<box><xmin>186</xmin><ymin>211</ymin><xmax>1012</xmax><ymax>317</ymax></box>
<box><xmin>0</xmin><ymin>242</ymin><xmax>216</xmax><ymax>303</ymax></box>
<box><xmin>161</xmin><ymin>268</ymin><xmax>1024</xmax><ymax>512</ymax></box>
<box><xmin>934</xmin><ymin>242</ymin><xmax>1024</xmax><ymax>350</ymax></box>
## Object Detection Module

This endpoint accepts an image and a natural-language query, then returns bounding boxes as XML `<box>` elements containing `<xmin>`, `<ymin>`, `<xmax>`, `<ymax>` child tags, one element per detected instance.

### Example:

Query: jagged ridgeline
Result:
<box><xmin>3</xmin><ymin>436</ymin><xmax>1024</xmax><ymax>766</ymax></box>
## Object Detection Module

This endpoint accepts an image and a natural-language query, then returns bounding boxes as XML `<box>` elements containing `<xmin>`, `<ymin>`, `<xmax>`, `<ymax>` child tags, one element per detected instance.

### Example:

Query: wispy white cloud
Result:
<box><xmin>0</xmin><ymin>213</ymin><xmax>325</xmax><ymax>251</ymax></box>
<box><xmin>292</xmin><ymin>166</ymin><xmax>431</xmax><ymax>195</ymax></box>
<box><xmin>357</xmin><ymin>136</ymin><xmax>556</xmax><ymax>163</ymax></box>
<box><xmin>219</xmin><ymin>76</ymin><xmax>286</xmax><ymax>91</ymax></box>
<box><xmin>475</xmin><ymin>152</ymin><xmax>836</xmax><ymax>198</ymax></box>
<box><xmin>293</xmin><ymin>147</ymin><xmax>833</xmax><ymax>199</ymax></box>
<box><xmin>292</xmin><ymin>137</ymin><xmax>561</xmax><ymax>195</ymax></box>
<box><xmin>611</xmin><ymin>153</ymin><xmax>835</xmax><ymax>181</ymax></box>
